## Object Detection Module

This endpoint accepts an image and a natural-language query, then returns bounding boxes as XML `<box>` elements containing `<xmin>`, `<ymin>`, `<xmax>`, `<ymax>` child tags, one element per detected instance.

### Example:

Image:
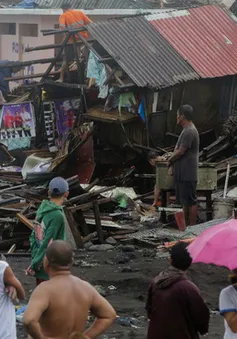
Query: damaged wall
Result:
<box><xmin>95</xmin><ymin>119</ymin><xmax>147</xmax><ymax>150</ymax></box>
<box><xmin>149</xmin><ymin>78</ymin><xmax>236</xmax><ymax>147</ymax></box>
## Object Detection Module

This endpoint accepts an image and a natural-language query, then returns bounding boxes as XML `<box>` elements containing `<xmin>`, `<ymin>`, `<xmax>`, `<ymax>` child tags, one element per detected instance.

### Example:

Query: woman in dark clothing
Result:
<box><xmin>146</xmin><ymin>242</ymin><xmax>210</xmax><ymax>339</ymax></box>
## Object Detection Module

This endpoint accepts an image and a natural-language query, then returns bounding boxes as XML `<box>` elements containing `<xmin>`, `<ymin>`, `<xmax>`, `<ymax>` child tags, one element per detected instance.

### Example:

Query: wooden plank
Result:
<box><xmin>25</xmin><ymin>40</ymin><xmax>88</xmax><ymax>52</ymax></box>
<box><xmin>0</xmin><ymin>58</ymin><xmax>55</xmax><ymax>69</ymax></box>
<box><xmin>43</xmin><ymin>79</ymin><xmax>87</xmax><ymax>89</ymax></box>
<box><xmin>63</xmin><ymin>208</ymin><xmax>83</xmax><ymax>249</ymax></box>
<box><xmin>0</xmin><ymin>207</ymin><xmax>22</xmax><ymax>213</ymax></box>
<box><xmin>75</xmin><ymin>210</ymin><xmax>89</xmax><ymax>236</ymax></box>
<box><xmin>8</xmin><ymin>244</ymin><xmax>16</xmax><ymax>254</ymax></box>
<box><xmin>84</xmin><ymin>178</ymin><xmax>100</xmax><ymax>192</ymax></box>
<box><xmin>41</xmin><ymin>26</ymin><xmax>88</xmax><ymax>36</ymax></box>
<box><xmin>0</xmin><ymin>184</ymin><xmax>26</xmax><ymax>193</ymax></box>
<box><xmin>93</xmin><ymin>201</ymin><xmax>104</xmax><ymax>244</ymax></box>
<box><xmin>5</xmin><ymin>70</ymin><xmax>60</xmax><ymax>81</ymax></box>
<box><xmin>66</xmin><ymin>186</ymin><xmax>116</xmax><ymax>205</ymax></box>
<box><xmin>42</xmin><ymin>32</ymin><xmax>71</xmax><ymax>80</ymax></box>
<box><xmin>86</xmin><ymin>107</ymin><xmax>136</xmax><ymax>123</ymax></box>
<box><xmin>68</xmin><ymin>198</ymin><xmax>112</xmax><ymax>212</ymax></box>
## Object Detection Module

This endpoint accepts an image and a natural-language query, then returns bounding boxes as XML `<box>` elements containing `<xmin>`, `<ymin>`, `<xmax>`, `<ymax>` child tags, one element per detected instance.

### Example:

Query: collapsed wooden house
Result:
<box><xmin>2</xmin><ymin>4</ymin><xmax>237</xmax><ymax>178</ymax></box>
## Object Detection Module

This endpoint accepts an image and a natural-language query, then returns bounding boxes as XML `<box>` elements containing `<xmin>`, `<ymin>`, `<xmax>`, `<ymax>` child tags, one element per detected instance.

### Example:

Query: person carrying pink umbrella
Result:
<box><xmin>188</xmin><ymin>218</ymin><xmax>237</xmax><ymax>338</ymax></box>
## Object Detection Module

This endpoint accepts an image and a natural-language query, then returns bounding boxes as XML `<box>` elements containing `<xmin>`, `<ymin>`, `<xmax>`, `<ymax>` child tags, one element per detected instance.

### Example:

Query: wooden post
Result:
<box><xmin>63</xmin><ymin>207</ymin><xmax>83</xmax><ymax>249</ymax></box>
<box><xmin>93</xmin><ymin>201</ymin><xmax>104</xmax><ymax>244</ymax></box>
<box><xmin>72</xmin><ymin>33</ymin><xmax>83</xmax><ymax>84</ymax></box>
<box><xmin>75</xmin><ymin>210</ymin><xmax>90</xmax><ymax>236</ymax></box>
<box><xmin>42</xmin><ymin>32</ymin><xmax>71</xmax><ymax>80</ymax></box>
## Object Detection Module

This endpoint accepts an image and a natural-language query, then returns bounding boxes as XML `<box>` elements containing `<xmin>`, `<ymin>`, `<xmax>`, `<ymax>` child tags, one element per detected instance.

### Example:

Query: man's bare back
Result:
<box><xmin>39</xmin><ymin>275</ymin><xmax>99</xmax><ymax>338</ymax></box>
<box><xmin>24</xmin><ymin>241</ymin><xmax>116</xmax><ymax>339</ymax></box>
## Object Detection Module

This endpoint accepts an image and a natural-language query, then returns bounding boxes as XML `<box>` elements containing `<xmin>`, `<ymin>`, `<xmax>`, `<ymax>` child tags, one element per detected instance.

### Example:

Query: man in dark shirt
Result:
<box><xmin>168</xmin><ymin>105</ymin><xmax>199</xmax><ymax>225</ymax></box>
<box><xmin>146</xmin><ymin>242</ymin><xmax>209</xmax><ymax>339</ymax></box>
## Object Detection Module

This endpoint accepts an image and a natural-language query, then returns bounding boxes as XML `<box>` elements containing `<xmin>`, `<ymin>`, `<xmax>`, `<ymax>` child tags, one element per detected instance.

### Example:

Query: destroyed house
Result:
<box><xmin>84</xmin><ymin>4</ymin><xmax>237</xmax><ymax>151</ymax></box>
<box><xmin>2</xmin><ymin>4</ymin><xmax>237</xmax><ymax>172</ymax></box>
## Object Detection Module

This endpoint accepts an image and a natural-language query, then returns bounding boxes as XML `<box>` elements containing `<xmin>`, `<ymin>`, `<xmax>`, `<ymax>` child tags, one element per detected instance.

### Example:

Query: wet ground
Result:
<box><xmin>13</xmin><ymin>248</ymin><xmax>227</xmax><ymax>338</ymax></box>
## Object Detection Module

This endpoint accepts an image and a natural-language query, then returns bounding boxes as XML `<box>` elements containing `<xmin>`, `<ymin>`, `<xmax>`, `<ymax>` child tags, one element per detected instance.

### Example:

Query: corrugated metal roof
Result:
<box><xmin>88</xmin><ymin>16</ymin><xmax>198</xmax><ymax>88</ymax></box>
<box><xmin>35</xmin><ymin>0</ymin><xmax>160</xmax><ymax>9</ymax></box>
<box><xmin>147</xmin><ymin>5</ymin><xmax>237</xmax><ymax>78</ymax></box>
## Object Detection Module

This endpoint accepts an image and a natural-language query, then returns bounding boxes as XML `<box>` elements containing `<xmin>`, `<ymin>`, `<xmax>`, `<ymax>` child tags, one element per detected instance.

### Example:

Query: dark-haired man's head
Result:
<box><xmin>177</xmin><ymin>105</ymin><xmax>193</xmax><ymax>126</ymax></box>
<box><xmin>170</xmin><ymin>242</ymin><xmax>192</xmax><ymax>271</ymax></box>
<box><xmin>148</xmin><ymin>151</ymin><xmax>159</xmax><ymax>167</ymax></box>
<box><xmin>61</xmin><ymin>2</ymin><xmax>71</xmax><ymax>12</ymax></box>
<box><xmin>44</xmin><ymin>240</ymin><xmax>73</xmax><ymax>274</ymax></box>
<box><xmin>48</xmin><ymin>177</ymin><xmax>69</xmax><ymax>205</ymax></box>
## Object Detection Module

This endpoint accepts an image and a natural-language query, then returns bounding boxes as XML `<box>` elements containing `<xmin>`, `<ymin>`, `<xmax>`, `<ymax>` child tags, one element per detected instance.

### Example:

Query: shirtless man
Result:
<box><xmin>24</xmin><ymin>240</ymin><xmax>116</xmax><ymax>339</ymax></box>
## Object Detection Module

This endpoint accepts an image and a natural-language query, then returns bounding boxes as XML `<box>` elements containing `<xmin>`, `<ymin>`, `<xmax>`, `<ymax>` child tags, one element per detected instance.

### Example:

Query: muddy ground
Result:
<box><xmin>13</xmin><ymin>248</ymin><xmax>227</xmax><ymax>338</ymax></box>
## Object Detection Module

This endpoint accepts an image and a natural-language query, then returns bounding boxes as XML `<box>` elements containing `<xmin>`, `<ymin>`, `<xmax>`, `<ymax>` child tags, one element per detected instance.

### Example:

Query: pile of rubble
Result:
<box><xmin>0</xmin><ymin>169</ymin><xmax>162</xmax><ymax>254</ymax></box>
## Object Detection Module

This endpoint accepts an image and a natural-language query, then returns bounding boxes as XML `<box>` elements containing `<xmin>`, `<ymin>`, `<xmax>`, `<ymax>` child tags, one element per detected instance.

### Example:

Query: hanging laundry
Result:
<box><xmin>104</xmin><ymin>88</ymin><xmax>120</xmax><ymax>112</ymax></box>
<box><xmin>87</xmin><ymin>52</ymin><xmax>108</xmax><ymax>99</ymax></box>
<box><xmin>138</xmin><ymin>95</ymin><xmax>146</xmax><ymax>122</ymax></box>
<box><xmin>118</xmin><ymin>92</ymin><xmax>136</xmax><ymax>114</ymax></box>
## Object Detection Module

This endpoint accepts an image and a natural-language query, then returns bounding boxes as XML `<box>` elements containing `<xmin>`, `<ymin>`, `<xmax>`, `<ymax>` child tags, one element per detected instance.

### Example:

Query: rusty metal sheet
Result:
<box><xmin>147</xmin><ymin>5</ymin><xmax>237</xmax><ymax>78</ymax></box>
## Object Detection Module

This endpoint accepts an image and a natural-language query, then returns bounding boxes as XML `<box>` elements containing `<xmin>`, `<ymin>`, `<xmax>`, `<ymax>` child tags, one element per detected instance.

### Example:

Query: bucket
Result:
<box><xmin>213</xmin><ymin>198</ymin><xmax>234</xmax><ymax>220</ymax></box>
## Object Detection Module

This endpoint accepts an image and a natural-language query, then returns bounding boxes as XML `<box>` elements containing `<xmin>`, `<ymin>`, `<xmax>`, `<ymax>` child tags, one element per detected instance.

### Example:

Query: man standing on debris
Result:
<box><xmin>0</xmin><ymin>256</ymin><xmax>25</xmax><ymax>338</ymax></box>
<box><xmin>24</xmin><ymin>240</ymin><xmax>116</xmax><ymax>339</ymax></box>
<box><xmin>27</xmin><ymin>177</ymin><xmax>69</xmax><ymax>285</ymax></box>
<box><xmin>168</xmin><ymin>105</ymin><xmax>199</xmax><ymax>226</ymax></box>
<box><xmin>58</xmin><ymin>2</ymin><xmax>91</xmax><ymax>83</ymax></box>
<box><xmin>146</xmin><ymin>242</ymin><xmax>209</xmax><ymax>339</ymax></box>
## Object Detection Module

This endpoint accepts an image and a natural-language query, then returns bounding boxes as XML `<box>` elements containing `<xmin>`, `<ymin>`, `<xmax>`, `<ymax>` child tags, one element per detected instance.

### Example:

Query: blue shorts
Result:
<box><xmin>176</xmin><ymin>181</ymin><xmax>197</xmax><ymax>206</ymax></box>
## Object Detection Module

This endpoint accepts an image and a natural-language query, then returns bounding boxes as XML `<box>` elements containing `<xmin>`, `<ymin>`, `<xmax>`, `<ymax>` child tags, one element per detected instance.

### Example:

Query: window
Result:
<box><xmin>0</xmin><ymin>23</ymin><xmax>16</xmax><ymax>35</ymax></box>
<box><xmin>19</xmin><ymin>23</ymin><xmax>38</xmax><ymax>37</ymax></box>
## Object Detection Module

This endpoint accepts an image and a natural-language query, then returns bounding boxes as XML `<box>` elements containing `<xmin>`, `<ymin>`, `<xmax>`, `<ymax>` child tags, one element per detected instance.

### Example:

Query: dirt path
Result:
<box><xmin>12</xmin><ymin>248</ymin><xmax>227</xmax><ymax>338</ymax></box>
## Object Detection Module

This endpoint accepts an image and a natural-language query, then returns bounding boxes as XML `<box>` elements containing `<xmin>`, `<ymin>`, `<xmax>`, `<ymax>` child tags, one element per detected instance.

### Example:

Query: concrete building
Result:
<box><xmin>0</xmin><ymin>6</ymin><xmax>169</xmax><ymax>85</ymax></box>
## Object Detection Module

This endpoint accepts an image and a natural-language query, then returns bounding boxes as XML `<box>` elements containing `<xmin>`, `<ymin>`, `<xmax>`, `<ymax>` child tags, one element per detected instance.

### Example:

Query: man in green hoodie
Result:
<box><xmin>27</xmin><ymin>177</ymin><xmax>69</xmax><ymax>285</ymax></box>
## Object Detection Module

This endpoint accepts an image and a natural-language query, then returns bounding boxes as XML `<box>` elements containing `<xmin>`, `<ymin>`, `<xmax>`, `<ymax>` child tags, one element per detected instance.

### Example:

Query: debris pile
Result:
<box><xmin>0</xmin><ymin>169</ymin><xmax>162</xmax><ymax>253</ymax></box>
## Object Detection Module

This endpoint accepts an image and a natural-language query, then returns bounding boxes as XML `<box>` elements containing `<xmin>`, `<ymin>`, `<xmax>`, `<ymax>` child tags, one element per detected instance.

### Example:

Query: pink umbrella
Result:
<box><xmin>188</xmin><ymin>219</ymin><xmax>237</xmax><ymax>270</ymax></box>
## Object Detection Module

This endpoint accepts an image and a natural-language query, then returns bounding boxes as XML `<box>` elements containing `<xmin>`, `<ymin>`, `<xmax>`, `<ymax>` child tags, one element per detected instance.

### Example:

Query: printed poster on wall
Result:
<box><xmin>0</xmin><ymin>102</ymin><xmax>35</xmax><ymax>140</ymax></box>
<box><xmin>54</xmin><ymin>98</ymin><xmax>80</xmax><ymax>138</ymax></box>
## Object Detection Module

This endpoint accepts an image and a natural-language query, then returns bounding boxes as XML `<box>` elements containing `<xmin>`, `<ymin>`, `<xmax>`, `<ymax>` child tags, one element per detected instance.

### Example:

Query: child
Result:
<box><xmin>27</xmin><ymin>177</ymin><xmax>69</xmax><ymax>285</ymax></box>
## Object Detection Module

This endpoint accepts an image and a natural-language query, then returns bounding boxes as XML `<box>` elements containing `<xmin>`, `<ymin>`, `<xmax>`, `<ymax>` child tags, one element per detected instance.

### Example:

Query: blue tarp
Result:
<box><xmin>13</xmin><ymin>0</ymin><xmax>37</xmax><ymax>8</ymax></box>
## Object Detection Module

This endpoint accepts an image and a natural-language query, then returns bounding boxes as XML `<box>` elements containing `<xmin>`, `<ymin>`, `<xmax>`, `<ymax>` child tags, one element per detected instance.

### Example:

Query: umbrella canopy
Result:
<box><xmin>188</xmin><ymin>219</ymin><xmax>237</xmax><ymax>270</ymax></box>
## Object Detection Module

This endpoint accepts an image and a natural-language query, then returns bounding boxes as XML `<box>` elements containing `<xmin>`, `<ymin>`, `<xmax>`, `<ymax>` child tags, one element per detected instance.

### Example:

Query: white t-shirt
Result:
<box><xmin>220</xmin><ymin>285</ymin><xmax>237</xmax><ymax>339</ymax></box>
<box><xmin>0</xmin><ymin>261</ymin><xmax>16</xmax><ymax>339</ymax></box>
<box><xmin>22</xmin><ymin>111</ymin><xmax>31</xmax><ymax>128</ymax></box>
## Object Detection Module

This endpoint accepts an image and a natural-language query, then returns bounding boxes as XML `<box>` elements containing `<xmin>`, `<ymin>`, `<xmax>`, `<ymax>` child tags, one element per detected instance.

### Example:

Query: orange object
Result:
<box><xmin>59</xmin><ymin>9</ymin><xmax>91</xmax><ymax>40</ymax></box>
